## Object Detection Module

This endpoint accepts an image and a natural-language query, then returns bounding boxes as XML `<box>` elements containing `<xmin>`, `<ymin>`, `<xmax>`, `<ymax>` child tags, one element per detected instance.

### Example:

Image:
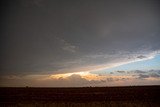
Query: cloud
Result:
<box><xmin>1</xmin><ymin>70</ymin><xmax>160</xmax><ymax>87</ymax></box>
<box><xmin>138</xmin><ymin>74</ymin><xmax>150</xmax><ymax>79</ymax></box>
<box><xmin>132</xmin><ymin>70</ymin><xmax>160</xmax><ymax>75</ymax></box>
<box><xmin>137</xmin><ymin>73</ymin><xmax>160</xmax><ymax>79</ymax></box>
<box><xmin>58</xmin><ymin>37</ymin><xmax>77</xmax><ymax>53</ymax></box>
<box><xmin>117</xmin><ymin>71</ymin><xmax>126</xmax><ymax>73</ymax></box>
<box><xmin>0</xmin><ymin>70</ymin><xmax>139</xmax><ymax>87</ymax></box>
<box><xmin>134</xmin><ymin>70</ymin><xmax>146</xmax><ymax>74</ymax></box>
<box><xmin>137</xmin><ymin>55</ymin><xmax>147</xmax><ymax>59</ymax></box>
<box><xmin>32</xmin><ymin>0</ymin><xmax>44</xmax><ymax>7</ymax></box>
<box><xmin>149</xmin><ymin>70</ymin><xmax>160</xmax><ymax>74</ymax></box>
<box><xmin>19</xmin><ymin>0</ymin><xmax>45</xmax><ymax>7</ymax></box>
<box><xmin>106</xmin><ymin>78</ymin><xmax>114</xmax><ymax>82</ymax></box>
<box><xmin>1</xmin><ymin>0</ymin><xmax>160</xmax><ymax>78</ymax></box>
<box><xmin>150</xmin><ymin>73</ymin><xmax>160</xmax><ymax>78</ymax></box>
<box><xmin>62</xmin><ymin>45</ymin><xmax>76</xmax><ymax>53</ymax></box>
<box><xmin>110</xmin><ymin>72</ymin><xmax>114</xmax><ymax>74</ymax></box>
<box><xmin>61</xmin><ymin>74</ymin><xmax>92</xmax><ymax>86</ymax></box>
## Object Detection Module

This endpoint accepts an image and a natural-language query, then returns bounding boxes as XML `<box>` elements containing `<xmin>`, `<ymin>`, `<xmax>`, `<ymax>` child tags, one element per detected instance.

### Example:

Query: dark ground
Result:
<box><xmin>0</xmin><ymin>86</ymin><xmax>160</xmax><ymax>107</ymax></box>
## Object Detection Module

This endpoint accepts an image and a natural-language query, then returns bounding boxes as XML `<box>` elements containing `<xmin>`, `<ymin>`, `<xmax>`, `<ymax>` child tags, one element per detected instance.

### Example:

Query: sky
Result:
<box><xmin>0</xmin><ymin>0</ymin><xmax>160</xmax><ymax>87</ymax></box>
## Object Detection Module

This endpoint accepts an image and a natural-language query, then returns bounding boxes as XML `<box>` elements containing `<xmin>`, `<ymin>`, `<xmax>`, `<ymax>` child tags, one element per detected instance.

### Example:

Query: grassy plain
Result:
<box><xmin>0</xmin><ymin>86</ymin><xmax>160</xmax><ymax>107</ymax></box>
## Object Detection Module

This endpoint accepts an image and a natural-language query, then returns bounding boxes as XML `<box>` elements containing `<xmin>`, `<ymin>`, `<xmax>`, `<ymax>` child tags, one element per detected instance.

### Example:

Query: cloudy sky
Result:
<box><xmin>1</xmin><ymin>0</ymin><xmax>160</xmax><ymax>87</ymax></box>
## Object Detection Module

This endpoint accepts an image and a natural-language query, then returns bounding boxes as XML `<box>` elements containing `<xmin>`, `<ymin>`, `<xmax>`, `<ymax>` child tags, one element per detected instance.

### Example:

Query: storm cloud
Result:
<box><xmin>1</xmin><ymin>0</ymin><xmax>160</xmax><ymax>79</ymax></box>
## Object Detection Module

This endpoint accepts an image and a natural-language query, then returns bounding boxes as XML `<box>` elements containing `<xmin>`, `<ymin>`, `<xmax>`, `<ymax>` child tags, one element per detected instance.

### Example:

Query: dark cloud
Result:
<box><xmin>149</xmin><ymin>70</ymin><xmax>160</xmax><ymax>74</ymax></box>
<box><xmin>110</xmin><ymin>72</ymin><xmax>114</xmax><ymax>74</ymax></box>
<box><xmin>1</xmin><ymin>0</ymin><xmax>160</xmax><ymax>76</ymax></box>
<box><xmin>137</xmin><ymin>55</ymin><xmax>147</xmax><ymax>59</ymax></box>
<box><xmin>137</xmin><ymin>72</ymin><xmax>160</xmax><ymax>79</ymax></box>
<box><xmin>138</xmin><ymin>74</ymin><xmax>150</xmax><ymax>79</ymax></box>
<box><xmin>150</xmin><ymin>73</ymin><xmax>160</xmax><ymax>78</ymax></box>
<box><xmin>117</xmin><ymin>71</ymin><xmax>126</xmax><ymax>73</ymax></box>
<box><xmin>106</xmin><ymin>78</ymin><xmax>114</xmax><ymax>82</ymax></box>
<box><xmin>134</xmin><ymin>70</ymin><xmax>146</xmax><ymax>74</ymax></box>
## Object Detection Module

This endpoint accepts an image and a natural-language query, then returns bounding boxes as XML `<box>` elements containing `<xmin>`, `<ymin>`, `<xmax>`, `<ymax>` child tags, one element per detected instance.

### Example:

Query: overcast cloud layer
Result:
<box><xmin>1</xmin><ymin>0</ymin><xmax>160</xmax><ymax>77</ymax></box>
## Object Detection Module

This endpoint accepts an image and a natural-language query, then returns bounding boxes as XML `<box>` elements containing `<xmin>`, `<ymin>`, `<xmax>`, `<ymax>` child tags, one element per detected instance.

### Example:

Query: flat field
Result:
<box><xmin>0</xmin><ymin>86</ymin><xmax>160</xmax><ymax>107</ymax></box>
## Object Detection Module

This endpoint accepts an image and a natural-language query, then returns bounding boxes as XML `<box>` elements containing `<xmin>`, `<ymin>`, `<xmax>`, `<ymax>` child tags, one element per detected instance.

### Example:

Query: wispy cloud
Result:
<box><xmin>57</xmin><ymin>37</ymin><xmax>77</xmax><ymax>53</ymax></box>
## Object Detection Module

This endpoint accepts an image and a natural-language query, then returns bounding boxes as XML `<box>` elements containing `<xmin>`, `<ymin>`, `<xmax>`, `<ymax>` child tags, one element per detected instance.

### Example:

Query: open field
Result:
<box><xmin>0</xmin><ymin>86</ymin><xmax>160</xmax><ymax>107</ymax></box>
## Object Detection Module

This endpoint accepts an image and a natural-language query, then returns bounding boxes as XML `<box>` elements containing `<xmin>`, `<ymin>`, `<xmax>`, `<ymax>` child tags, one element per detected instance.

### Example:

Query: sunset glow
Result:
<box><xmin>1</xmin><ymin>0</ymin><xmax>160</xmax><ymax>87</ymax></box>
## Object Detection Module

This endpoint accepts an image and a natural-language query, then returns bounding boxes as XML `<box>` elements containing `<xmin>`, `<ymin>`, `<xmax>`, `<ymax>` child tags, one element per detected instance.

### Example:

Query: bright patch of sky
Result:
<box><xmin>92</xmin><ymin>54</ymin><xmax>160</xmax><ymax>74</ymax></box>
